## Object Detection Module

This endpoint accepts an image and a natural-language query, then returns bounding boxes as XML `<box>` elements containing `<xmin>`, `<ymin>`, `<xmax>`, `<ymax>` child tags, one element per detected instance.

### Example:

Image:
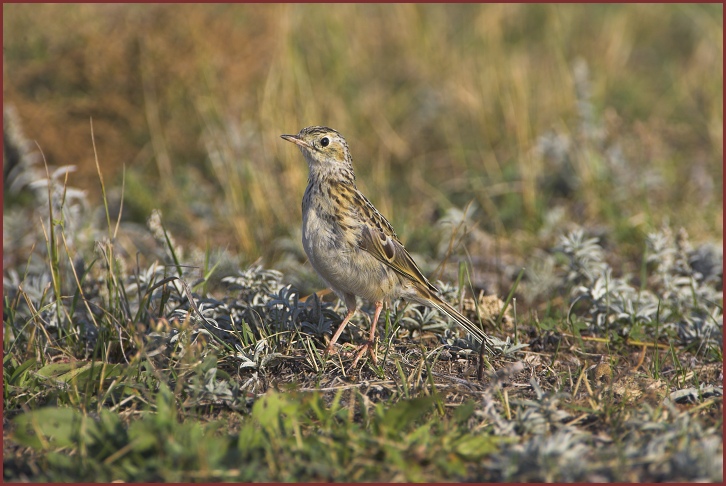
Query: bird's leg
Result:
<box><xmin>352</xmin><ymin>301</ymin><xmax>383</xmax><ymax>367</ymax></box>
<box><xmin>326</xmin><ymin>306</ymin><xmax>356</xmax><ymax>354</ymax></box>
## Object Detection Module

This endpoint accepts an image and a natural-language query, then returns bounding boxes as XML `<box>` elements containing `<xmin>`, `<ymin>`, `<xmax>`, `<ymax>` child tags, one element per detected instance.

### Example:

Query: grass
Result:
<box><xmin>4</xmin><ymin>4</ymin><xmax>722</xmax><ymax>260</ymax></box>
<box><xmin>3</xmin><ymin>3</ymin><xmax>723</xmax><ymax>483</ymax></box>
<box><xmin>3</xmin><ymin>157</ymin><xmax>722</xmax><ymax>481</ymax></box>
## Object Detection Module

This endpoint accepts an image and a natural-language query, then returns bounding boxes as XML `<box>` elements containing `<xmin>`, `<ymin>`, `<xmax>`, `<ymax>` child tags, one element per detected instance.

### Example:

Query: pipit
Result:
<box><xmin>281</xmin><ymin>126</ymin><xmax>493</xmax><ymax>366</ymax></box>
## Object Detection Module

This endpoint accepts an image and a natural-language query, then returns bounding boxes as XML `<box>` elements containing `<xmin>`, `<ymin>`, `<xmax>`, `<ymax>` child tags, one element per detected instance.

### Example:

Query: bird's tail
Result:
<box><xmin>423</xmin><ymin>293</ymin><xmax>494</xmax><ymax>352</ymax></box>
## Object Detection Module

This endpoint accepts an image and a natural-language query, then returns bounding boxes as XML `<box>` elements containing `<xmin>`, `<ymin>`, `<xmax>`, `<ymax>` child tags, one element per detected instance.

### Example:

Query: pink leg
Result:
<box><xmin>326</xmin><ymin>307</ymin><xmax>356</xmax><ymax>354</ymax></box>
<box><xmin>352</xmin><ymin>301</ymin><xmax>384</xmax><ymax>367</ymax></box>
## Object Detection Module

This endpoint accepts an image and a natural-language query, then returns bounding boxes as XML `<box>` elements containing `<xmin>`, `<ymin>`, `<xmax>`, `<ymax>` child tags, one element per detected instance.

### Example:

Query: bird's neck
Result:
<box><xmin>307</xmin><ymin>165</ymin><xmax>356</xmax><ymax>188</ymax></box>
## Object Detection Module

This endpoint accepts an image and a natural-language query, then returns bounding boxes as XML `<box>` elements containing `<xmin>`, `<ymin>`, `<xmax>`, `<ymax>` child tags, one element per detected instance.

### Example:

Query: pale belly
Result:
<box><xmin>302</xmin><ymin>208</ymin><xmax>401</xmax><ymax>303</ymax></box>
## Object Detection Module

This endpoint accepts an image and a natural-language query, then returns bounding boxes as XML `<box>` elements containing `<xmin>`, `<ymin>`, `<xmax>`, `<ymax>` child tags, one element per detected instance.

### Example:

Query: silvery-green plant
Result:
<box><xmin>552</xmin><ymin>227</ymin><xmax>722</xmax><ymax>353</ymax></box>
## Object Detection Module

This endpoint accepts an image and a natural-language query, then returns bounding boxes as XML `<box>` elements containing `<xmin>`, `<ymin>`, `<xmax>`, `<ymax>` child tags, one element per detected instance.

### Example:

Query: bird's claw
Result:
<box><xmin>326</xmin><ymin>342</ymin><xmax>357</xmax><ymax>356</ymax></box>
<box><xmin>325</xmin><ymin>341</ymin><xmax>376</xmax><ymax>367</ymax></box>
<box><xmin>351</xmin><ymin>340</ymin><xmax>378</xmax><ymax>368</ymax></box>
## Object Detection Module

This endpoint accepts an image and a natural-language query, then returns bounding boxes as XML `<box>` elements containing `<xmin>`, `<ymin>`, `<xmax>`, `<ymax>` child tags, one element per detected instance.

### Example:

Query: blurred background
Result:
<box><xmin>3</xmin><ymin>3</ymin><xmax>723</xmax><ymax>295</ymax></box>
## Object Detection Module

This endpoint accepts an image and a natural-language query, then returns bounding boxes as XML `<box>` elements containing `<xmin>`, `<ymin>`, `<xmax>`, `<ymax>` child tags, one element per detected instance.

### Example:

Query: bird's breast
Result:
<box><xmin>301</xmin><ymin>188</ymin><xmax>400</xmax><ymax>302</ymax></box>
<box><xmin>302</xmin><ymin>196</ymin><xmax>358</xmax><ymax>260</ymax></box>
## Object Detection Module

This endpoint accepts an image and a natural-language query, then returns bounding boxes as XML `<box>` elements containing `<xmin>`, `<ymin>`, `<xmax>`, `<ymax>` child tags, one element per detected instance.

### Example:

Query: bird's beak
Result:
<box><xmin>280</xmin><ymin>134</ymin><xmax>312</xmax><ymax>150</ymax></box>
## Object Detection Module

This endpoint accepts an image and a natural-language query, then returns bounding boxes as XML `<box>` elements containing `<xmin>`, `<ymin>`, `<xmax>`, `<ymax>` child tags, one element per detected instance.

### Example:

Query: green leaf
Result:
<box><xmin>252</xmin><ymin>391</ymin><xmax>301</xmax><ymax>436</ymax></box>
<box><xmin>128</xmin><ymin>418</ymin><xmax>160</xmax><ymax>452</ymax></box>
<box><xmin>36</xmin><ymin>361</ymin><xmax>125</xmax><ymax>385</ymax></box>
<box><xmin>200</xmin><ymin>353</ymin><xmax>218</xmax><ymax>374</ymax></box>
<box><xmin>154</xmin><ymin>382</ymin><xmax>177</xmax><ymax>429</ymax></box>
<box><xmin>379</xmin><ymin>396</ymin><xmax>436</xmax><ymax>435</ymax></box>
<box><xmin>36</xmin><ymin>362</ymin><xmax>77</xmax><ymax>379</ymax></box>
<box><xmin>9</xmin><ymin>357</ymin><xmax>38</xmax><ymax>384</ymax></box>
<box><xmin>452</xmin><ymin>400</ymin><xmax>476</xmax><ymax>424</ymax></box>
<box><xmin>13</xmin><ymin>407</ymin><xmax>98</xmax><ymax>449</ymax></box>
<box><xmin>46</xmin><ymin>451</ymin><xmax>75</xmax><ymax>469</ymax></box>
<box><xmin>237</xmin><ymin>421</ymin><xmax>263</xmax><ymax>451</ymax></box>
<box><xmin>406</xmin><ymin>422</ymin><xmax>433</xmax><ymax>447</ymax></box>
<box><xmin>33</xmin><ymin>361</ymin><xmax>126</xmax><ymax>401</ymax></box>
<box><xmin>452</xmin><ymin>434</ymin><xmax>499</xmax><ymax>460</ymax></box>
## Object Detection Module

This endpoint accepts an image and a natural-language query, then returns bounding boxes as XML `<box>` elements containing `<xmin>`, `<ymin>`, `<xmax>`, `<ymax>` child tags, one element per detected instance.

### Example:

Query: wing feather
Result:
<box><xmin>358</xmin><ymin>224</ymin><xmax>439</xmax><ymax>294</ymax></box>
<box><xmin>350</xmin><ymin>189</ymin><xmax>494</xmax><ymax>347</ymax></box>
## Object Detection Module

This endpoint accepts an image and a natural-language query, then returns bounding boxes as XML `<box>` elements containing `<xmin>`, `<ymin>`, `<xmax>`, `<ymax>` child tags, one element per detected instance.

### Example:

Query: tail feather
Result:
<box><xmin>425</xmin><ymin>294</ymin><xmax>494</xmax><ymax>352</ymax></box>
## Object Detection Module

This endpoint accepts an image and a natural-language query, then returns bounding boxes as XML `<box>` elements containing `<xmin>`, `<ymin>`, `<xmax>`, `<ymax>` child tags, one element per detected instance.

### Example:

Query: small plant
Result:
<box><xmin>523</xmin><ymin>227</ymin><xmax>723</xmax><ymax>357</ymax></box>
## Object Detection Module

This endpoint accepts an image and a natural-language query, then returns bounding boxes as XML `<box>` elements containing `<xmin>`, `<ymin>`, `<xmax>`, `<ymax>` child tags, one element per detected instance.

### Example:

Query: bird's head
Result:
<box><xmin>281</xmin><ymin>126</ymin><xmax>355</xmax><ymax>183</ymax></box>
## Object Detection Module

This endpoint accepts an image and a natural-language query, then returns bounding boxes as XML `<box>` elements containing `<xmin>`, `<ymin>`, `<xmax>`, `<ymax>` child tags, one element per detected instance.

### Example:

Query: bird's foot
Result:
<box><xmin>351</xmin><ymin>340</ymin><xmax>378</xmax><ymax>368</ymax></box>
<box><xmin>325</xmin><ymin>342</ymin><xmax>357</xmax><ymax>356</ymax></box>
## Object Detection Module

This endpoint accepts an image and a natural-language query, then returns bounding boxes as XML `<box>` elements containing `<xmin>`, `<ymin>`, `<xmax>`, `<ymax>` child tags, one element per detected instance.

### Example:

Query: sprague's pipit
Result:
<box><xmin>281</xmin><ymin>126</ymin><xmax>494</xmax><ymax>366</ymax></box>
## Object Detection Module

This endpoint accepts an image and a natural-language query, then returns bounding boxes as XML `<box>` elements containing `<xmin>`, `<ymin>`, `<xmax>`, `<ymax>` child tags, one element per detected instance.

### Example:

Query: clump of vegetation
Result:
<box><xmin>4</xmin><ymin>137</ymin><xmax>722</xmax><ymax>480</ymax></box>
<box><xmin>3</xmin><ymin>4</ymin><xmax>722</xmax><ymax>482</ymax></box>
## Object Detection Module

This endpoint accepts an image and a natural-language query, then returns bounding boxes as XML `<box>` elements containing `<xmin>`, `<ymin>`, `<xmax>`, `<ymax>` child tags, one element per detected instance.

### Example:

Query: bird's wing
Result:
<box><xmin>357</xmin><ymin>223</ymin><xmax>439</xmax><ymax>294</ymax></box>
<box><xmin>351</xmin><ymin>190</ymin><xmax>493</xmax><ymax>347</ymax></box>
<box><xmin>348</xmin><ymin>188</ymin><xmax>438</xmax><ymax>293</ymax></box>
<box><xmin>358</xmin><ymin>220</ymin><xmax>492</xmax><ymax>347</ymax></box>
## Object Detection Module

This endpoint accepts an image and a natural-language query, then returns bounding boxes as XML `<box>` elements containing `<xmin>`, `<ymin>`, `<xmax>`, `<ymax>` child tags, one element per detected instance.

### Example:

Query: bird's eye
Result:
<box><xmin>320</xmin><ymin>137</ymin><xmax>330</xmax><ymax>147</ymax></box>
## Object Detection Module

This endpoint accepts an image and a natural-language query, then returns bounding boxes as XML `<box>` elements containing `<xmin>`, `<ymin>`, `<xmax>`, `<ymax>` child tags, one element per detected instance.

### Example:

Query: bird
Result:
<box><xmin>281</xmin><ymin>126</ymin><xmax>493</xmax><ymax>366</ymax></box>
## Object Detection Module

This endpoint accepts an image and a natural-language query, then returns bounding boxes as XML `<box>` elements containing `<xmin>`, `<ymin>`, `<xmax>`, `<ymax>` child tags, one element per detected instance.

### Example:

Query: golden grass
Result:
<box><xmin>4</xmin><ymin>4</ymin><xmax>722</xmax><ymax>260</ymax></box>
